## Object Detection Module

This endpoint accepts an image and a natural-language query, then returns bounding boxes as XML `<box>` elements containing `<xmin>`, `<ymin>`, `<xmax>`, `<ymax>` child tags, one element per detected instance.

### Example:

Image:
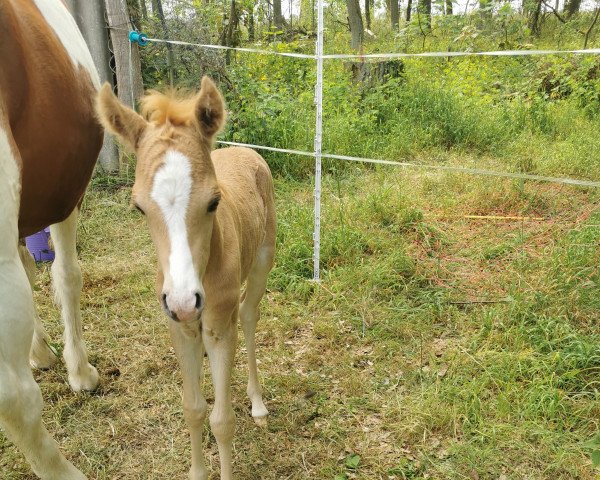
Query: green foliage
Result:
<box><xmin>583</xmin><ymin>433</ymin><xmax>600</xmax><ymax>468</ymax></box>
<box><xmin>344</xmin><ymin>453</ymin><xmax>361</xmax><ymax>469</ymax></box>
<box><xmin>388</xmin><ymin>457</ymin><xmax>422</xmax><ymax>478</ymax></box>
<box><xmin>133</xmin><ymin>2</ymin><xmax>600</xmax><ymax>183</ymax></box>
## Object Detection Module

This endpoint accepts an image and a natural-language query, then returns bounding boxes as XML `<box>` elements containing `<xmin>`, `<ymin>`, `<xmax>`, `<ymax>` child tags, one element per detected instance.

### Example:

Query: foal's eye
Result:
<box><xmin>207</xmin><ymin>197</ymin><xmax>220</xmax><ymax>213</ymax></box>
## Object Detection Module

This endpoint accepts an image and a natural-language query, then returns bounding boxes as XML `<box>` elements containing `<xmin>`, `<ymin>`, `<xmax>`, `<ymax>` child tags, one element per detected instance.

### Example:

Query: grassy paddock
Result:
<box><xmin>1</xmin><ymin>160</ymin><xmax>599</xmax><ymax>479</ymax></box>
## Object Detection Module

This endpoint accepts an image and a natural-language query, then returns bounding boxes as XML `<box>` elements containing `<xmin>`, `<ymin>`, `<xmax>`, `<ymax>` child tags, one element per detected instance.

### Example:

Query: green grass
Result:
<box><xmin>1</xmin><ymin>160</ymin><xmax>598</xmax><ymax>479</ymax></box>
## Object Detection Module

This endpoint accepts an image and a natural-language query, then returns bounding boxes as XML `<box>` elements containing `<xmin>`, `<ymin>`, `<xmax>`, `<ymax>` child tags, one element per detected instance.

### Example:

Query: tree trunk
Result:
<box><xmin>140</xmin><ymin>0</ymin><xmax>147</xmax><ymax>20</ymax></box>
<box><xmin>67</xmin><ymin>0</ymin><xmax>119</xmax><ymax>173</ymax></box>
<box><xmin>127</xmin><ymin>0</ymin><xmax>142</xmax><ymax>30</ymax></box>
<box><xmin>346</xmin><ymin>0</ymin><xmax>364</xmax><ymax>51</ymax></box>
<box><xmin>151</xmin><ymin>0</ymin><xmax>176</xmax><ymax>86</ymax></box>
<box><xmin>365</xmin><ymin>0</ymin><xmax>371</xmax><ymax>30</ymax></box>
<box><xmin>390</xmin><ymin>0</ymin><xmax>399</xmax><ymax>29</ymax></box>
<box><xmin>418</xmin><ymin>0</ymin><xmax>431</xmax><ymax>28</ymax></box>
<box><xmin>247</xmin><ymin>9</ymin><xmax>255</xmax><ymax>41</ymax></box>
<box><xmin>273</xmin><ymin>0</ymin><xmax>286</xmax><ymax>29</ymax></box>
<box><xmin>564</xmin><ymin>0</ymin><xmax>582</xmax><ymax>18</ymax></box>
<box><xmin>583</xmin><ymin>5</ymin><xmax>600</xmax><ymax>47</ymax></box>
<box><xmin>406</xmin><ymin>0</ymin><xmax>413</xmax><ymax>21</ymax></box>
<box><xmin>226</xmin><ymin>0</ymin><xmax>240</xmax><ymax>47</ymax></box>
<box><xmin>528</xmin><ymin>0</ymin><xmax>543</xmax><ymax>36</ymax></box>
<box><xmin>446</xmin><ymin>0</ymin><xmax>453</xmax><ymax>14</ymax></box>
<box><xmin>220</xmin><ymin>0</ymin><xmax>240</xmax><ymax>63</ymax></box>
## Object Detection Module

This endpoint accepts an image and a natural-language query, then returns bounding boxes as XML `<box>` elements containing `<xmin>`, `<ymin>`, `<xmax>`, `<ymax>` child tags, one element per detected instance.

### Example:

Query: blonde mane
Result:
<box><xmin>140</xmin><ymin>89</ymin><xmax>197</xmax><ymax>126</ymax></box>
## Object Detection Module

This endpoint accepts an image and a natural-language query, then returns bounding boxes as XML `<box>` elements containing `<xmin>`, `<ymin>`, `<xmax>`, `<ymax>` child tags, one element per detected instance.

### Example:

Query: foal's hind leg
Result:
<box><xmin>239</xmin><ymin>244</ymin><xmax>275</xmax><ymax>426</ymax></box>
<box><xmin>18</xmin><ymin>244</ymin><xmax>59</xmax><ymax>369</ymax></box>
<box><xmin>50</xmin><ymin>209</ymin><xmax>99</xmax><ymax>392</ymax></box>
<box><xmin>0</xmin><ymin>128</ymin><xmax>86</xmax><ymax>479</ymax></box>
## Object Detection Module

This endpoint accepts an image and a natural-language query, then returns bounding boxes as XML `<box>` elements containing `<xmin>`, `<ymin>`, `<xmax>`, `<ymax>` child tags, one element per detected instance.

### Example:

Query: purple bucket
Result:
<box><xmin>25</xmin><ymin>227</ymin><xmax>55</xmax><ymax>262</ymax></box>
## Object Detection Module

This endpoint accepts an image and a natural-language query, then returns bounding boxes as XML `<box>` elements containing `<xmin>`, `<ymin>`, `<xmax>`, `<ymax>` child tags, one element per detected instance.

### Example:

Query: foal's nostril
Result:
<box><xmin>195</xmin><ymin>292</ymin><xmax>202</xmax><ymax>310</ymax></box>
<box><xmin>161</xmin><ymin>294</ymin><xmax>179</xmax><ymax>321</ymax></box>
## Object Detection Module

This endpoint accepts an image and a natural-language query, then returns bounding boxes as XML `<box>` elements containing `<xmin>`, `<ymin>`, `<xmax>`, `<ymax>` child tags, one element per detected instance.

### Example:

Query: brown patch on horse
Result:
<box><xmin>1</xmin><ymin>0</ymin><xmax>102</xmax><ymax>237</ymax></box>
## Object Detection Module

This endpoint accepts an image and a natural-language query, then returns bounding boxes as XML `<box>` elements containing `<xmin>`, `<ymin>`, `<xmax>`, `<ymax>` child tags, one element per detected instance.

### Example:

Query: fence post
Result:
<box><xmin>313</xmin><ymin>0</ymin><xmax>324</xmax><ymax>282</ymax></box>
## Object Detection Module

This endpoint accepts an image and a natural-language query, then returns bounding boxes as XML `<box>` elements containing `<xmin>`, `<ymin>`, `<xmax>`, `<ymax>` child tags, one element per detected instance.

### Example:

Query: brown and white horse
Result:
<box><xmin>0</xmin><ymin>1</ymin><xmax>102</xmax><ymax>478</ymax></box>
<box><xmin>97</xmin><ymin>77</ymin><xmax>276</xmax><ymax>480</ymax></box>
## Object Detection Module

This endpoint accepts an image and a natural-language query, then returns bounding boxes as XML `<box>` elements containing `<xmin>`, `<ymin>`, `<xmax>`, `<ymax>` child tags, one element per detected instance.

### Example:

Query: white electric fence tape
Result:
<box><xmin>217</xmin><ymin>141</ymin><xmax>600</xmax><ymax>188</ymax></box>
<box><xmin>145</xmin><ymin>35</ymin><xmax>600</xmax><ymax>61</ymax></box>
<box><xmin>146</xmin><ymin>37</ymin><xmax>315</xmax><ymax>58</ymax></box>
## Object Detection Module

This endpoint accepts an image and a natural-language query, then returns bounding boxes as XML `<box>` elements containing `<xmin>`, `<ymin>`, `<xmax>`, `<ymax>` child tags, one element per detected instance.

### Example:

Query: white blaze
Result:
<box><xmin>33</xmin><ymin>0</ymin><xmax>101</xmax><ymax>89</ymax></box>
<box><xmin>151</xmin><ymin>150</ymin><xmax>201</xmax><ymax>314</ymax></box>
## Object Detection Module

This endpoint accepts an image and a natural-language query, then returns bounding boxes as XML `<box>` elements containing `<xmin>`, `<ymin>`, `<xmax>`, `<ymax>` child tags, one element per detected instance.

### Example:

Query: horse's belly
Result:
<box><xmin>17</xmin><ymin>124</ymin><xmax>101</xmax><ymax>237</ymax></box>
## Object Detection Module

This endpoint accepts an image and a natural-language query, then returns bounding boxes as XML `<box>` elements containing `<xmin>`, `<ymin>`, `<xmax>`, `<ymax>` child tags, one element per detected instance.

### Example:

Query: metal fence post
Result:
<box><xmin>313</xmin><ymin>0</ymin><xmax>324</xmax><ymax>282</ymax></box>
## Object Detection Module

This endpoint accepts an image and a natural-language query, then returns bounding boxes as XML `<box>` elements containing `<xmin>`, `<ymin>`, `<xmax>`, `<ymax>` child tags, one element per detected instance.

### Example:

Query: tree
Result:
<box><xmin>365</xmin><ymin>0</ymin><xmax>371</xmax><ymax>30</ymax></box>
<box><xmin>246</xmin><ymin>8</ymin><xmax>256</xmax><ymax>41</ymax></box>
<box><xmin>273</xmin><ymin>0</ymin><xmax>286</xmax><ymax>29</ymax></box>
<box><xmin>65</xmin><ymin>0</ymin><xmax>119</xmax><ymax>173</ymax></box>
<box><xmin>127</xmin><ymin>0</ymin><xmax>143</xmax><ymax>29</ymax></box>
<box><xmin>564</xmin><ymin>0</ymin><xmax>582</xmax><ymax>18</ymax></box>
<box><xmin>151</xmin><ymin>0</ymin><xmax>176</xmax><ymax>85</ymax></box>
<box><xmin>418</xmin><ymin>0</ymin><xmax>431</xmax><ymax>29</ymax></box>
<box><xmin>221</xmin><ymin>0</ymin><xmax>241</xmax><ymax>62</ymax></box>
<box><xmin>139</xmin><ymin>0</ymin><xmax>147</xmax><ymax>20</ymax></box>
<box><xmin>446</xmin><ymin>0</ymin><xmax>453</xmax><ymax>15</ymax></box>
<box><xmin>527</xmin><ymin>0</ymin><xmax>543</xmax><ymax>36</ymax></box>
<box><xmin>346</xmin><ymin>0</ymin><xmax>364</xmax><ymax>50</ymax></box>
<box><xmin>406</xmin><ymin>0</ymin><xmax>413</xmax><ymax>21</ymax></box>
<box><xmin>390</xmin><ymin>0</ymin><xmax>400</xmax><ymax>29</ymax></box>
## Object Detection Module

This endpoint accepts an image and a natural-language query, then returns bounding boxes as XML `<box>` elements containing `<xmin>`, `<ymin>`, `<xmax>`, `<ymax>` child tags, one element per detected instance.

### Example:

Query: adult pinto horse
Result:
<box><xmin>0</xmin><ymin>1</ymin><xmax>102</xmax><ymax>478</ymax></box>
<box><xmin>97</xmin><ymin>77</ymin><xmax>276</xmax><ymax>480</ymax></box>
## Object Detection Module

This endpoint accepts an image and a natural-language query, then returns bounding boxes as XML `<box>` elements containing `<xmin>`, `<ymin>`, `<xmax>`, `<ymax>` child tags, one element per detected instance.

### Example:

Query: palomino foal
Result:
<box><xmin>0</xmin><ymin>1</ymin><xmax>102</xmax><ymax>479</ymax></box>
<box><xmin>97</xmin><ymin>77</ymin><xmax>276</xmax><ymax>480</ymax></box>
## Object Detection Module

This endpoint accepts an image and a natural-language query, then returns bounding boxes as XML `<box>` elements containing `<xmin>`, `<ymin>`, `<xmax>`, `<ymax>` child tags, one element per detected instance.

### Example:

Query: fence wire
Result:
<box><xmin>129</xmin><ymin>24</ymin><xmax>600</xmax><ymax>281</ymax></box>
<box><xmin>143</xmin><ymin>34</ymin><xmax>600</xmax><ymax>60</ymax></box>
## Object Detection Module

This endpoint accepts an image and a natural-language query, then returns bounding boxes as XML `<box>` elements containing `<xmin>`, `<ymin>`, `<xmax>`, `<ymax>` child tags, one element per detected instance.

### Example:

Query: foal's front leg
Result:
<box><xmin>169</xmin><ymin>321</ymin><xmax>209</xmax><ymax>480</ymax></box>
<box><xmin>203</xmin><ymin>308</ymin><xmax>237</xmax><ymax>480</ymax></box>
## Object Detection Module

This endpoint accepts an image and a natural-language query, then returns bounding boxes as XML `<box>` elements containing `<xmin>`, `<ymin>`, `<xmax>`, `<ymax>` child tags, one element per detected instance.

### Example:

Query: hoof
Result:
<box><xmin>189</xmin><ymin>466</ymin><xmax>209</xmax><ymax>480</ymax></box>
<box><xmin>253</xmin><ymin>415</ymin><xmax>268</xmax><ymax>428</ymax></box>
<box><xmin>68</xmin><ymin>364</ymin><xmax>100</xmax><ymax>392</ymax></box>
<box><xmin>30</xmin><ymin>343</ymin><xmax>59</xmax><ymax>370</ymax></box>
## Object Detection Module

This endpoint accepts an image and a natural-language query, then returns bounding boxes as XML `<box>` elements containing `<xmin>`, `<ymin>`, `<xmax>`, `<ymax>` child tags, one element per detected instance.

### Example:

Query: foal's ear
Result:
<box><xmin>96</xmin><ymin>83</ymin><xmax>148</xmax><ymax>151</ymax></box>
<box><xmin>195</xmin><ymin>76</ymin><xmax>226</xmax><ymax>140</ymax></box>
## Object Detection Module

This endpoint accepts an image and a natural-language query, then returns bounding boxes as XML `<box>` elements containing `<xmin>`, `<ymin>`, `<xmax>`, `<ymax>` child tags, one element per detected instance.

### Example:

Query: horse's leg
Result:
<box><xmin>49</xmin><ymin>208</ymin><xmax>98</xmax><ymax>392</ymax></box>
<box><xmin>0</xmin><ymin>127</ymin><xmax>86</xmax><ymax>479</ymax></box>
<box><xmin>18</xmin><ymin>244</ymin><xmax>59</xmax><ymax>369</ymax></box>
<box><xmin>239</xmin><ymin>245</ymin><xmax>274</xmax><ymax>426</ymax></box>
<box><xmin>169</xmin><ymin>322</ymin><xmax>209</xmax><ymax>480</ymax></box>
<box><xmin>203</xmin><ymin>310</ymin><xmax>237</xmax><ymax>480</ymax></box>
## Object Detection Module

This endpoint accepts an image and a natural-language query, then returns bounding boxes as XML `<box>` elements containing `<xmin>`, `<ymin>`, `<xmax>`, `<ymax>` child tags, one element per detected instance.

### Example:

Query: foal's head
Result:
<box><xmin>97</xmin><ymin>77</ymin><xmax>226</xmax><ymax>323</ymax></box>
